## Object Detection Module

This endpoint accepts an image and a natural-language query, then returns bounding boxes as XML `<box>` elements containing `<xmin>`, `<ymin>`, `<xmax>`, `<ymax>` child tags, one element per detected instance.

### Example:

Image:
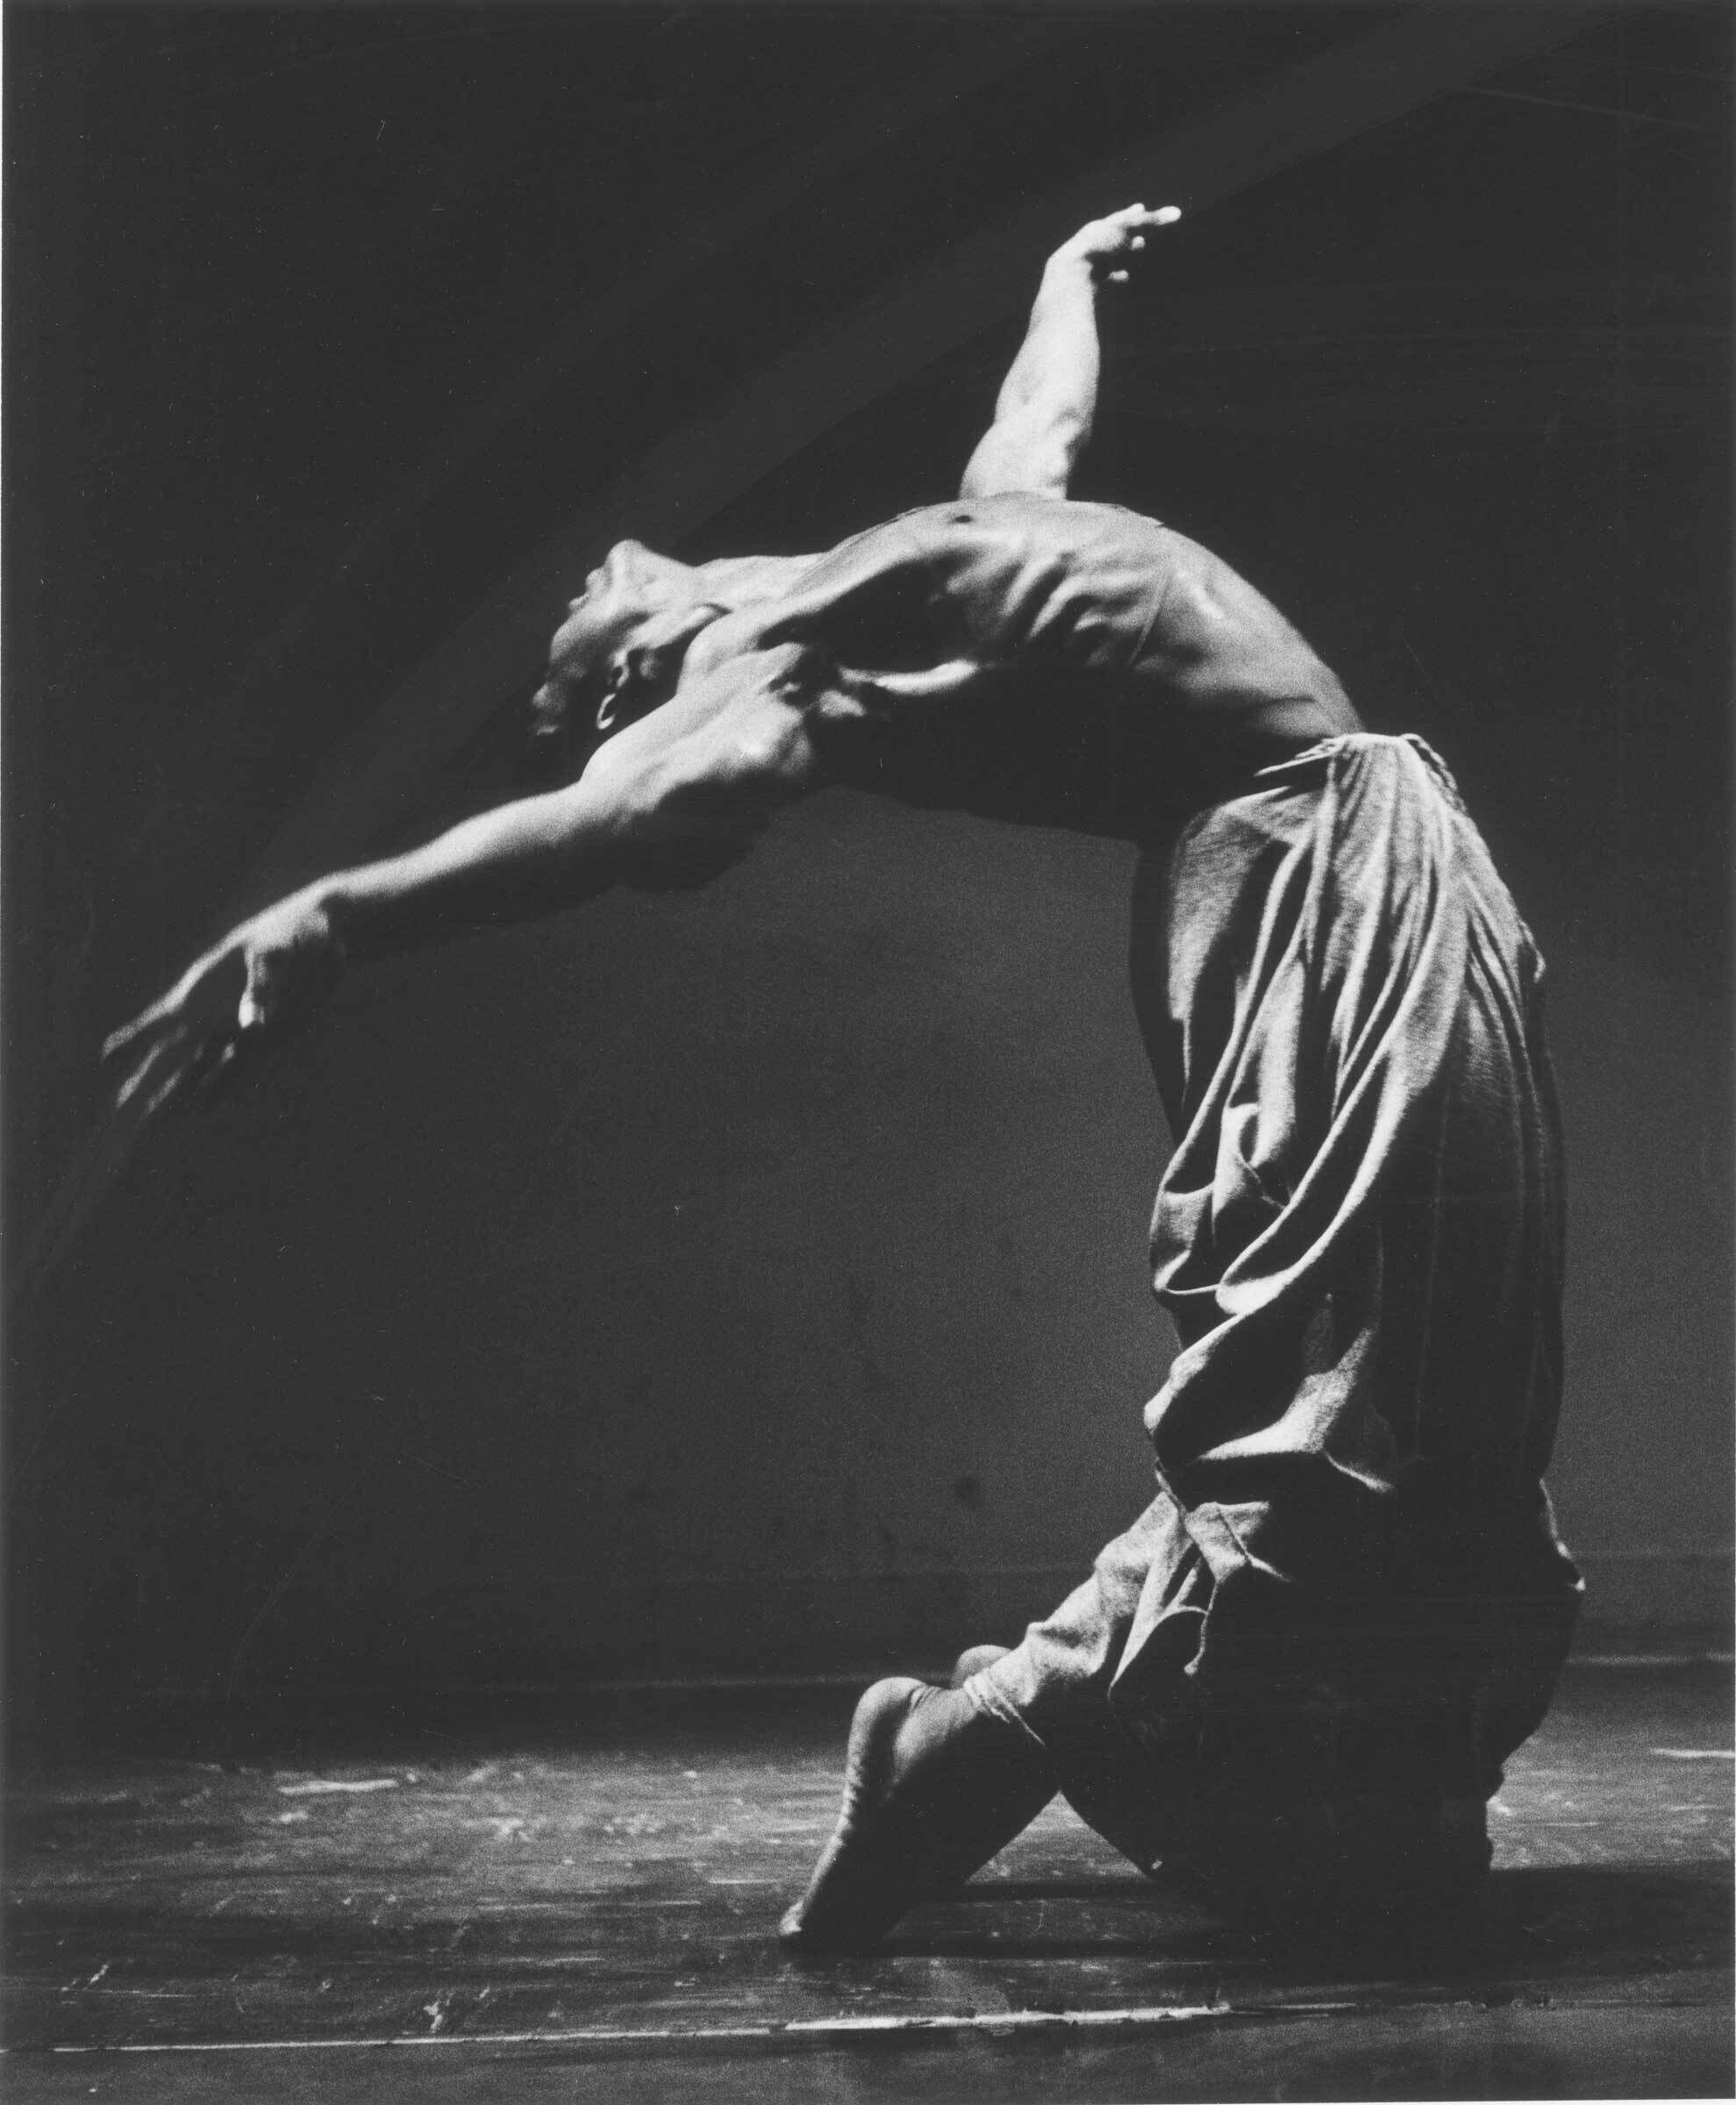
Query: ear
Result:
<box><xmin>594</xmin><ymin>657</ymin><xmax>634</xmax><ymax>734</ymax></box>
<box><xmin>595</xmin><ymin>605</ymin><xmax>725</xmax><ymax>734</ymax></box>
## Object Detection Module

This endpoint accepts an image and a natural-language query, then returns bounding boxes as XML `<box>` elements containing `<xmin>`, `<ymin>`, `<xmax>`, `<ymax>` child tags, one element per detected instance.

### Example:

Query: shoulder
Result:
<box><xmin>680</xmin><ymin>605</ymin><xmax>782</xmax><ymax>679</ymax></box>
<box><xmin>689</xmin><ymin>551</ymin><xmax>825</xmax><ymax>608</ymax></box>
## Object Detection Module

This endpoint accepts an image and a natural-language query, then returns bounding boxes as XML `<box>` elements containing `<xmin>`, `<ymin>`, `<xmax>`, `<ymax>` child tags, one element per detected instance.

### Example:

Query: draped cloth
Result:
<box><xmin>969</xmin><ymin>734</ymin><xmax>1581</xmax><ymax>1919</ymax></box>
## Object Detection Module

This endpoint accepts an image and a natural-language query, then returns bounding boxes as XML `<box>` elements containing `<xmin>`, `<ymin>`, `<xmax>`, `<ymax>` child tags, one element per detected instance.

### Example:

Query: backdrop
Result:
<box><xmin>6</xmin><ymin>3</ymin><xmax>1729</xmax><ymax>1743</ymax></box>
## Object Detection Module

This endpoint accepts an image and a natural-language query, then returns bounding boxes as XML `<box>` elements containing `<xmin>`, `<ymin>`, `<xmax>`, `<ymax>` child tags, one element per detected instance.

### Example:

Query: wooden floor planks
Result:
<box><xmin>4</xmin><ymin>1661</ymin><xmax>1730</xmax><ymax>2100</ymax></box>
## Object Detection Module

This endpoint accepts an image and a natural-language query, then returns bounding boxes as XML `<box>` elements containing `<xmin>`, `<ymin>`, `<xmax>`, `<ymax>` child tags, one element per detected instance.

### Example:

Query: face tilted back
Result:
<box><xmin>528</xmin><ymin>541</ymin><xmax>725</xmax><ymax>771</ymax></box>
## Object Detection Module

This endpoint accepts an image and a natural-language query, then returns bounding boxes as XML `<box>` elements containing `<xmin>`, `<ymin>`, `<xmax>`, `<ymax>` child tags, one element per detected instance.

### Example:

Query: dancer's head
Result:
<box><xmin>529</xmin><ymin>539</ymin><xmax>721</xmax><ymax>770</ymax></box>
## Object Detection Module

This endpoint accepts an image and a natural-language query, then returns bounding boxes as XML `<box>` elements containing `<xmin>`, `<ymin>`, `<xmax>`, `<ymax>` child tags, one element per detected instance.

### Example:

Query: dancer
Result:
<box><xmin>108</xmin><ymin>203</ymin><xmax>1580</xmax><ymax>1951</ymax></box>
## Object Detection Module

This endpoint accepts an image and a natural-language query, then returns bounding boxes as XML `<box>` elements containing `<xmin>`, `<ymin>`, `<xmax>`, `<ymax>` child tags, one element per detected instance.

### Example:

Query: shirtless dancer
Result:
<box><xmin>110</xmin><ymin>206</ymin><xmax>1581</xmax><ymax>1951</ymax></box>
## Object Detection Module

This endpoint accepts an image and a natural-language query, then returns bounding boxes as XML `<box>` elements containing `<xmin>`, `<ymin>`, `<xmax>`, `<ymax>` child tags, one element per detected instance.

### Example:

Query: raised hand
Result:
<box><xmin>102</xmin><ymin>888</ymin><xmax>346</xmax><ymax>1121</ymax></box>
<box><xmin>1052</xmin><ymin>202</ymin><xmax>1182</xmax><ymax>285</ymax></box>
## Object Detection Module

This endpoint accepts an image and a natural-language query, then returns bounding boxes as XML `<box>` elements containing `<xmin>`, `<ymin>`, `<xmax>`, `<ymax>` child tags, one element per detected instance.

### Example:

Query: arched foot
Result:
<box><xmin>779</xmin><ymin>1674</ymin><xmax>1052</xmax><ymax>1953</ymax></box>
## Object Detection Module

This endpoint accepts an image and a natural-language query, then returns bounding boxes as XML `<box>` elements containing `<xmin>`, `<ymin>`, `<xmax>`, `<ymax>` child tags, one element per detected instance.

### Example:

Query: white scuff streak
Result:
<box><xmin>785</xmin><ymin>2002</ymin><xmax>1240</xmax><ymax>2034</ymax></box>
<box><xmin>275</xmin><ymin>1778</ymin><xmax>400</xmax><ymax>1795</ymax></box>
<box><xmin>1651</xmin><ymin>1747</ymin><xmax>1735</xmax><ymax>1760</ymax></box>
<box><xmin>42</xmin><ymin>2002</ymin><xmax>1252</xmax><ymax>2054</ymax></box>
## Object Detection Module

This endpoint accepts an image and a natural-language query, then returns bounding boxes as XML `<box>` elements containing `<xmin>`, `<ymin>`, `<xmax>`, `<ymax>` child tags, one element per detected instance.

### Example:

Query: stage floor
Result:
<box><xmin>4</xmin><ymin>1660</ymin><xmax>1731</xmax><ymax>2102</ymax></box>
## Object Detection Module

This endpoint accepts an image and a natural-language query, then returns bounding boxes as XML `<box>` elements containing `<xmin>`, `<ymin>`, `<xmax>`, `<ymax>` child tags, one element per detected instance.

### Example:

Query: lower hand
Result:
<box><xmin>103</xmin><ymin>888</ymin><xmax>346</xmax><ymax>1119</ymax></box>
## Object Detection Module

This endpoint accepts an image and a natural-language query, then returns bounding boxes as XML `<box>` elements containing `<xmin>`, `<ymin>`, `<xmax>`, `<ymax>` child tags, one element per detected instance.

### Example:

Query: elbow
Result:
<box><xmin>961</xmin><ymin>417</ymin><xmax>1079</xmax><ymax>501</ymax></box>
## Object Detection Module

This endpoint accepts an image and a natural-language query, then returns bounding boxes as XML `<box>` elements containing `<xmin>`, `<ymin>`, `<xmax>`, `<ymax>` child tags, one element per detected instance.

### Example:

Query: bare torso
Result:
<box><xmin>683</xmin><ymin>495</ymin><xmax>1361</xmax><ymax>838</ymax></box>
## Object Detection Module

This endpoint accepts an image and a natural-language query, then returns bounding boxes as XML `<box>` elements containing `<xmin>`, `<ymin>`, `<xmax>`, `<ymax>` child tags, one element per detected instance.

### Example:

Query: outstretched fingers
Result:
<box><xmin>1068</xmin><ymin>201</ymin><xmax>1182</xmax><ymax>283</ymax></box>
<box><xmin>108</xmin><ymin>1011</ymin><xmax>260</xmax><ymax>1123</ymax></box>
<box><xmin>1104</xmin><ymin>203</ymin><xmax>1182</xmax><ymax>231</ymax></box>
<box><xmin>101</xmin><ymin>989</ymin><xmax>181</xmax><ymax>1068</ymax></box>
<box><xmin>108</xmin><ymin>1022</ymin><xmax>203</xmax><ymax>1120</ymax></box>
<box><xmin>102</xmin><ymin>950</ymin><xmax>242</xmax><ymax>1118</ymax></box>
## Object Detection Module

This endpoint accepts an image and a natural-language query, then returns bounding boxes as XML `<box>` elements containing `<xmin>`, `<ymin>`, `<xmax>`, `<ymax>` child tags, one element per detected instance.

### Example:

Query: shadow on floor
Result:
<box><xmin>874</xmin><ymin>1863</ymin><xmax>1730</xmax><ymax>1982</ymax></box>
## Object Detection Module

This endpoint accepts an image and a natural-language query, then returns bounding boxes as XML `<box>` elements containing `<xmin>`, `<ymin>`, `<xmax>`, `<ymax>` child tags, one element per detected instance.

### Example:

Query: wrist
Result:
<box><xmin>1041</xmin><ymin>249</ymin><xmax>1097</xmax><ymax>291</ymax></box>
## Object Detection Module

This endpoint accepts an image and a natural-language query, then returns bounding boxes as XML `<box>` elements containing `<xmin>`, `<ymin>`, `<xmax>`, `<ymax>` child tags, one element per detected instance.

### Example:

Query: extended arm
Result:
<box><xmin>960</xmin><ymin>203</ymin><xmax>1180</xmax><ymax>502</ymax></box>
<box><xmin>104</xmin><ymin>640</ymin><xmax>825</xmax><ymax>1117</ymax></box>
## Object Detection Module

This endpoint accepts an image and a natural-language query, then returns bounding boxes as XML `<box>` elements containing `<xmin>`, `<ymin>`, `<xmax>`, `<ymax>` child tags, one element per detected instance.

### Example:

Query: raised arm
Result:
<box><xmin>104</xmin><ymin>639</ymin><xmax>826</xmax><ymax>1117</ymax></box>
<box><xmin>960</xmin><ymin>203</ymin><xmax>1180</xmax><ymax>503</ymax></box>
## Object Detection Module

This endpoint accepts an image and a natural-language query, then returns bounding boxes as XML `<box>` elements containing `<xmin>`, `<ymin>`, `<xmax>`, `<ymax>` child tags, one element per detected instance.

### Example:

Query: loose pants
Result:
<box><xmin>969</xmin><ymin>735</ymin><xmax>1581</xmax><ymax>1930</ymax></box>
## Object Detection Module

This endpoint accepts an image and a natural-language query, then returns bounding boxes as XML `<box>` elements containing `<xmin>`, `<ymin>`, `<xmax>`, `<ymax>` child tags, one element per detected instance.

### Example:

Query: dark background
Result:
<box><xmin>5</xmin><ymin>2</ymin><xmax>1730</xmax><ymax>1749</ymax></box>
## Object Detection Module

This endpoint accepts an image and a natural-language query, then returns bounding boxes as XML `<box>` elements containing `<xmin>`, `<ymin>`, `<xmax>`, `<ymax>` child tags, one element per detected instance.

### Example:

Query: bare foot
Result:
<box><xmin>778</xmin><ymin>1676</ymin><xmax>1052</xmax><ymax>1952</ymax></box>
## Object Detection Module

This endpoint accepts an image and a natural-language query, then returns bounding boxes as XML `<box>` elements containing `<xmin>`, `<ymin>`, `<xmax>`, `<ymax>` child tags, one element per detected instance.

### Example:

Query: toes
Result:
<box><xmin>777</xmin><ymin>1899</ymin><xmax>875</xmax><ymax>1953</ymax></box>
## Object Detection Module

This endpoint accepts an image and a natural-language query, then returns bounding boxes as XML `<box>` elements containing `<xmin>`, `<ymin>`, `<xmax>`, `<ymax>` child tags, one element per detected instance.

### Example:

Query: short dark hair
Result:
<box><xmin>524</xmin><ymin>668</ymin><xmax>590</xmax><ymax>781</ymax></box>
<box><xmin>521</xmin><ymin>653</ymin><xmax>658</xmax><ymax>782</ymax></box>
<box><xmin>523</xmin><ymin>594</ymin><xmax>726</xmax><ymax>781</ymax></box>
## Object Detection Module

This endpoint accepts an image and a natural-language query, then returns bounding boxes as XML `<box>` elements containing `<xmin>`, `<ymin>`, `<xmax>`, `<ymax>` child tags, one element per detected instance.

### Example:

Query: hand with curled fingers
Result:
<box><xmin>1050</xmin><ymin>201</ymin><xmax>1182</xmax><ymax>285</ymax></box>
<box><xmin>103</xmin><ymin>888</ymin><xmax>346</xmax><ymax>1121</ymax></box>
